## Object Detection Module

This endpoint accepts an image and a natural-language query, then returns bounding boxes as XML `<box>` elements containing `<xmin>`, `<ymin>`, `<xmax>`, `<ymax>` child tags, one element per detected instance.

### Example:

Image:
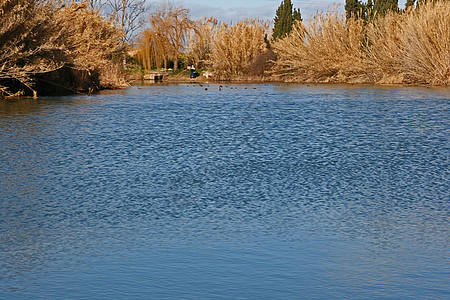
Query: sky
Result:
<box><xmin>172</xmin><ymin>0</ymin><xmax>408</xmax><ymax>22</ymax></box>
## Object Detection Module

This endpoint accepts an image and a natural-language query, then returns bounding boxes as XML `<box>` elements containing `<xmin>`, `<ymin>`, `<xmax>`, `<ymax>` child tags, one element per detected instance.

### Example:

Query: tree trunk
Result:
<box><xmin>173</xmin><ymin>58</ymin><xmax>178</xmax><ymax>71</ymax></box>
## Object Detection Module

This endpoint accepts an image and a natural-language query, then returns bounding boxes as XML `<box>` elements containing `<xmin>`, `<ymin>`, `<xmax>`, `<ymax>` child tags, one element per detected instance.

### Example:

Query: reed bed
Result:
<box><xmin>367</xmin><ymin>1</ymin><xmax>449</xmax><ymax>85</ymax></box>
<box><xmin>273</xmin><ymin>1</ymin><xmax>449</xmax><ymax>85</ymax></box>
<box><xmin>272</xmin><ymin>8</ymin><xmax>371</xmax><ymax>83</ymax></box>
<box><xmin>210</xmin><ymin>19</ymin><xmax>270</xmax><ymax>80</ymax></box>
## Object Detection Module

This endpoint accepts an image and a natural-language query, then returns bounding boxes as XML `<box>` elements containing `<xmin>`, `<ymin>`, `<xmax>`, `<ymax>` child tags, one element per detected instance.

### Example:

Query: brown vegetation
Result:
<box><xmin>136</xmin><ymin>2</ymin><xmax>194</xmax><ymax>71</ymax></box>
<box><xmin>186</xmin><ymin>17</ymin><xmax>219</xmax><ymax>69</ymax></box>
<box><xmin>272</xmin><ymin>1</ymin><xmax>449</xmax><ymax>85</ymax></box>
<box><xmin>8</xmin><ymin>0</ymin><xmax>439</xmax><ymax>90</ymax></box>
<box><xmin>210</xmin><ymin>19</ymin><xmax>270</xmax><ymax>80</ymax></box>
<box><xmin>135</xmin><ymin>1</ymin><xmax>448</xmax><ymax>86</ymax></box>
<box><xmin>366</xmin><ymin>1</ymin><xmax>449</xmax><ymax>85</ymax></box>
<box><xmin>0</xmin><ymin>0</ymin><xmax>127</xmax><ymax>99</ymax></box>
<box><xmin>272</xmin><ymin>8</ymin><xmax>369</xmax><ymax>83</ymax></box>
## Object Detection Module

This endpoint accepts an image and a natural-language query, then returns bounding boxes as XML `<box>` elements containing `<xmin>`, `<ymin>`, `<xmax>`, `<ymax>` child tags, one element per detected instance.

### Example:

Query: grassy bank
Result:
<box><xmin>3</xmin><ymin>1</ymin><xmax>446</xmax><ymax>98</ymax></box>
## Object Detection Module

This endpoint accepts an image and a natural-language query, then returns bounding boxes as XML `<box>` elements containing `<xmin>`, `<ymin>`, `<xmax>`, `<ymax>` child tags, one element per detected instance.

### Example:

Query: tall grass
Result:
<box><xmin>367</xmin><ymin>1</ymin><xmax>449</xmax><ymax>85</ymax></box>
<box><xmin>273</xmin><ymin>1</ymin><xmax>449</xmax><ymax>85</ymax></box>
<box><xmin>210</xmin><ymin>19</ymin><xmax>270</xmax><ymax>79</ymax></box>
<box><xmin>272</xmin><ymin>8</ymin><xmax>371</xmax><ymax>83</ymax></box>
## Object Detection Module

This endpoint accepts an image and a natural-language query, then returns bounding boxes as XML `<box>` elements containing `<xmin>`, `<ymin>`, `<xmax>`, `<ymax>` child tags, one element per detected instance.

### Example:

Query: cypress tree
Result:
<box><xmin>373</xmin><ymin>0</ymin><xmax>398</xmax><ymax>16</ymax></box>
<box><xmin>273</xmin><ymin>0</ymin><xmax>302</xmax><ymax>40</ymax></box>
<box><xmin>345</xmin><ymin>0</ymin><xmax>375</xmax><ymax>21</ymax></box>
<box><xmin>345</xmin><ymin>0</ymin><xmax>362</xmax><ymax>19</ymax></box>
<box><xmin>293</xmin><ymin>8</ymin><xmax>302</xmax><ymax>23</ymax></box>
<box><xmin>405</xmin><ymin>0</ymin><xmax>416</xmax><ymax>9</ymax></box>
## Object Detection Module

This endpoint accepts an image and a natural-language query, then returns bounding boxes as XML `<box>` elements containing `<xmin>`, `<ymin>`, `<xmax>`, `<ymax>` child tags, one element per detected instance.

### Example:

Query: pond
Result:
<box><xmin>0</xmin><ymin>83</ymin><xmax>449</xmax><ymax>299</ymax></box>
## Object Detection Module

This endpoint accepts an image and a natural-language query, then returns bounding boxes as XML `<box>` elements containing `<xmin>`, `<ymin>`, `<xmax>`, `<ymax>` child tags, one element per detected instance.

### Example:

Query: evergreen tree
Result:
<box><xmin>373</xmin><ymin>0</ymin><xmax>398</xmax><ymax>16</ymax></box>
<box><xmin>273</xmin><ymin>0</ymin><xmax>302</xmax><ymax>40</ymax></box>
<box><xmin>345</xmin><ymin>0</ymin><xmax>375</xmax><ymax>20</ymax></box>
<box><xmin>293</xmin><ymin>8</ymin><xmax>302</xmax><ymax>23</ymax></box>
<box><xmin>405</xmin><ymin>0</ymin><xmax>416</xmax><ymax>9</ymax></box>
<box><xmin>345</xmin><ymin>0</ymin><xmax>362</xmax><ymax>19</ymax></box>
<box><xmin>365</xmin><ymin>0</ymin><xmax>374</xmax><ymax>19</ymax></box>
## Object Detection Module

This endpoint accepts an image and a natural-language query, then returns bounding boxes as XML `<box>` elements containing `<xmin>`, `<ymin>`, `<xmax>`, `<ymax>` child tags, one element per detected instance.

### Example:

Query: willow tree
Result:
<box><xmin>187</xmin><ymin>17</ymin><xmax>220</xmax><ymax>68</ymax></box>
<box><xmin>138</xmin><ymin>3</ymin><xmax>193</xmax><ymax>71</ymax></box>
<box><xmin>137</xmin><ymin>28</ymin><xmax>171</xmax><ymax>70</ymax></box>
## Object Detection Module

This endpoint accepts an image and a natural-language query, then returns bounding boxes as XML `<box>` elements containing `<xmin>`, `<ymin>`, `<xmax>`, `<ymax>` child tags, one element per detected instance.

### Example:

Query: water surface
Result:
<box><xmin>1</xmin><ymin>83</ymin><xmax>449</xmax><ymax>298</ymax></box>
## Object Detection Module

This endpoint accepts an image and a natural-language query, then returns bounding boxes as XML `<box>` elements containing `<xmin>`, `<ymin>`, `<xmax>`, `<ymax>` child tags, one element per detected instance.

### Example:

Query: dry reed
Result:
<box><xmin>210</xmin><ymin>19</ymin><xmax>270</xmax><ymax>79</ymax></box>
<box><xmin>272</xmin><ymin>8</ymin><xmax>371</xmax><ymax>83</ymax></box>
<box><xmin>367</xmin><ymin>1</ymin><xmax>449</xmax><ymax>85</ymax></box>
<box><xmin>272</xmin><ymin>1</ymin><xmax>449</xmax><ymax>85</ymax></box>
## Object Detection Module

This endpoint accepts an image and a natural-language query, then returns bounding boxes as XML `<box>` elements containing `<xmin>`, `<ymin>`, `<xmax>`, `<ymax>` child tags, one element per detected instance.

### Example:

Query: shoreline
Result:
<box><xmin>2</xmin><ymin>73</ymin><xmax>446</xmax><ymax>100</ymax></box>
<box><xmin>155</xmin><ymin>73</ymin><xmax>447</xmax><ymax>88</ymax></box>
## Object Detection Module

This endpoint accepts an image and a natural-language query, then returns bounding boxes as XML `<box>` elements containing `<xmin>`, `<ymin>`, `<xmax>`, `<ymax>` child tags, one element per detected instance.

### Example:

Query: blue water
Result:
<box><xmin>0</xmin><ymin>83</ymin><xmax>449</xmax><ymax>299</ymax></box>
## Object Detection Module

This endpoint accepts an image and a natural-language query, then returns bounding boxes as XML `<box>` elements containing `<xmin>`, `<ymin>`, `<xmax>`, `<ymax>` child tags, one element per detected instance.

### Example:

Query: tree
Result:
<box><xmin>366</xmin><ymin>0</ymin><xmax>374</xmax><ymax>19</ymax></box>
<box><xmin>84</xmin><ymin>0</ymin><xmax>150</xmax><ymax>44</ymax></box>
<box><xmin>405</xmin><ymin>0</ymin><xmax>416</xmax><ymax>9</ymax></box>
<box><xmin>373</xmin><ymin>0</ymin><xmax>398</xmax><ymax>16</ymax></box>
<box><xmin>345</xmin><ymin>0</ymin><xmax>374</xmax><ymax>20</ymax></box>
<box><xmin>272</xmin><ymin>0</ymin><xmax>302</xmax><ymax>40</ymax></box>
<box><xmin>137</xmin><ymin>2</ymin><xmax>193</xmax><ymax>71</ymax></box>
<box><xmin>107</xmin><ymin>0</ymin><xmax>150</xmax><ymax>44</ymax></box>
<box><xmin>345</xmin><ymin>0</ymin><xmax>362</xmax><ymax>19</ymax></box>
<box><xmin>293</xmin><ymin>8</ymin><xmax>302</xmax><ymax>22</ymax></box>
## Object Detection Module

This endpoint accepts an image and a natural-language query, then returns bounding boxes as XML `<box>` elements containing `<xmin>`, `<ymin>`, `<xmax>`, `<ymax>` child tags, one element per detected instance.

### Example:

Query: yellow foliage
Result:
<box><xmin>136</xmin><ymin>3</ymin><xmax>193</xmax><ymax>71</ymax></box>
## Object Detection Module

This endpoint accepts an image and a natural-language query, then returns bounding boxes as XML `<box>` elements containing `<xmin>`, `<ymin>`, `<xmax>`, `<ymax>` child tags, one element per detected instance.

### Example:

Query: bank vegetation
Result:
<box><xmin>1</xmin><ymin>0</ymin><xmax>448</xmax><ymax>99</ymax></box>
<box><xmin>0</xmin><ymin>0</ymin><xmax>134</xmax><ymax>99</ymax></box>
<box><xmin>272</xmin><ymin>1</ymin><xmax>449</xmax><ymax>85</ymax></box>
<box><xmin>135</xmin><ymin>0</ymin><xmax>448</xmax><ymax>86</ymax></box>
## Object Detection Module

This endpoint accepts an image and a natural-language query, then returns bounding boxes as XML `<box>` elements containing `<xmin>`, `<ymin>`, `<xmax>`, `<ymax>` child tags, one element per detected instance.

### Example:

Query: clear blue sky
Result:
<box><xmin>172</xmin><ymin>0</ymin><xmax>408</xmax><ymax>22</ymax></box>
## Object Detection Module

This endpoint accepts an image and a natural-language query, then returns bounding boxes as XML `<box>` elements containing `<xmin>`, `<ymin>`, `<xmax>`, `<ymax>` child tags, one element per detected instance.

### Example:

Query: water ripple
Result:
<box><xmin>1</xmin><ymin>84</ymin><xmax>449</xmax><ymax>298</ymax></box>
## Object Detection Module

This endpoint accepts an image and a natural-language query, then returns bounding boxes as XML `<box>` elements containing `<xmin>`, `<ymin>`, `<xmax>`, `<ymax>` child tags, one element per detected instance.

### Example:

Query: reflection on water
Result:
<box><xmin>0</xmin><ymin>84</ymin><xmax>449</xmax><ymax>298</ymax></box>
